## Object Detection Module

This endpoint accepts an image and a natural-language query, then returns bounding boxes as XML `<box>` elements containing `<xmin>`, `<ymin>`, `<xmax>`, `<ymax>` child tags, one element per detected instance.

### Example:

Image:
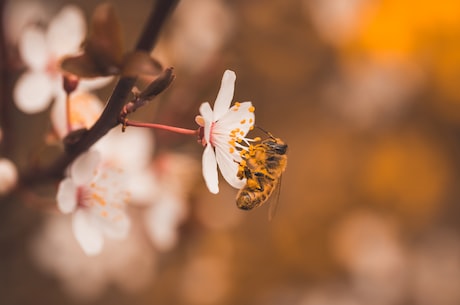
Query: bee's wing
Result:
<box><xmin>267</xmin><ymin>175</ymin><xmax>283</xmax><ymax>221</ymax></box>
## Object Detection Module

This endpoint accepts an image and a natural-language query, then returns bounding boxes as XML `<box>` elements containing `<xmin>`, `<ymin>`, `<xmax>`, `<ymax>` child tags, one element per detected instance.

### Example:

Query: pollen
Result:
<box><xmin>249</xmin><ymin>106</ymin><xmax>255</xmax><ymax>112</ymax></box>
<box><xmin>249</xmin><ymin>125</ymin><xmax>254</xmax><ymax>130</ymax></box>
<box><xmin>92</xmin><ymin>192</ymin><xmax>106</xmax><ymax>206</ymax></box>
<box><xmin>229</xmin><ymin>147</ymin><xmax>235</xmax><ymax>153</ymax></box>
<box><xmin>240</xmin><ymin>119</ymin><xmax>246</xmax><ymax>124</ymax></box>
<box><xmin>235</xmin><ymin>102</ymin><xmax>241</xmax><ymax>107</ymax></box>
<box><xmin>254</xmin><ymin>137</ymin><xmax>261</xmax><ymax>142</ymax></box>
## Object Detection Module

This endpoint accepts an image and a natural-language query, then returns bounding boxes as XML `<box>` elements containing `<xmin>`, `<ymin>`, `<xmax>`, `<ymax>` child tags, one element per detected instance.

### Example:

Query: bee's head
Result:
<box><xmin>265</xmin><ymin>138</ymin><xmax>288</xmax><ymax>155</ymax></box>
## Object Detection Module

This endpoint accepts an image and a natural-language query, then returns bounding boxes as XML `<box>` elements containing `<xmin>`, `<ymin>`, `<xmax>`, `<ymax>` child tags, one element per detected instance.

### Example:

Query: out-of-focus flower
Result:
<box><xmin>323</xmin><ymin>59</ymin><xmax>421</xmax><ymax>128</ymax></box>
<box><xmin>196</xmin><ymin>70</ymin><xmax>255</xmax><ymax>194</ymax></box>
<box><xmin>3</xmin><ymin>0</ymin><xmax>49</xmax><ymax>45</ymax></box>
<box><xmin>0</xmin><ymin>158</ymin><xmax>18</xmax><ymax>195</ymax></box>
<box><xmin>50</xmin><ymin>91</ymin><xmax>104</xmax><ymax>139</ymax></box>
<box><xmin>95</xmin><ymin>127</ymin><xmax>157</xmax><ymax>204</ymax></box>
<box><xmin>31</xmin><ymin>214</ymin><xmax>156</xmax><ymax>301</ymax></box>
<box><xmin>144</xmin><ymin>153</ymin><xmax>199</xmax><ymax>251</ymax></box>
<box><xmin>305</xmin><ymin>0</ymin><xmax>377</xmax><ymax>46</ymax></box>
<box><xmin>13</xmin><ymin>5</ymin><xmax>86</xmax><ymax>114</ymax></box>
<box><xmin>56</xmin><ymin>150</ymin><xmax>130</xmax><ymax>255</ymax></box>
<box><xmin>410</xmin><ymin>231</ymin><xmax>460</xmax><ymax>305</ymax></box>
<box><xmin>153</xmin><ymin>0</ymin><xmax>234</xmax><ymax>72</ymax></box>
<box><xmin>331</xmin><ymin>210</ymin><xmax>407</xmax><ymax>305</ymax></box>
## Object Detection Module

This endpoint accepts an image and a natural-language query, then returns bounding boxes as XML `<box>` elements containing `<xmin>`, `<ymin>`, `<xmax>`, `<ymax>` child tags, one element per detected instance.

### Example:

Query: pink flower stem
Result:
<box><xmin>124</xmin><ymin>119</ymin><xmax>198</xmax><ymax>136</ymax></box>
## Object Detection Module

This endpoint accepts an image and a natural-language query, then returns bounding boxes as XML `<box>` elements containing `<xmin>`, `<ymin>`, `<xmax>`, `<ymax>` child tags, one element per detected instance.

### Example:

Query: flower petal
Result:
<box><xmin>56</xmin><ymin>178</ymin><xmax>78</xmax><ymax>213</ymax></box>
<box><xmin>214</xmin><ymin>101</ymin><xmax>255</xmax><ymax>137</ymax></box>
<box><xmin>70</xmin><ymin>150</ymin><xmax>101</xmax><ymax>185</ymax></box>
<box><xmin>18</xmin><ymin>26</ymin><xmax>48</xmax><ymax>70</ymax></box>
<box><xmin>199</xmin><ymin>102</ymin><xmax>213</xmax><ymax>143</ymax></box>
<box><xmin>51</xmin><ymin>91</ymin><xmax>103</xmax><ymax>139</ymax></box>
<box><xmin>96</xmin><ymin>211</ymin><xmax>131</xmax><ymax>240</ymax></box>
<box><xmin>213</xmin><ymin>70</ymin><xmax>236</xmax><ymax>121</ymax></box>
<box><xmin>47</xmin><ymin>5</ymin><xmax>86</xmax><ymax>57</ymax></box>
<box><xmin>13</xmin><ymin>71</ymin><xmax>53</xmax><ymax>114</ymax></box>
<box><xmin>0</xmin><ymin>158</ymin><xmax>18</xmax><ymax>195</ymax></box>
<box><xmin>72</xmin><ymin>210</ymin><xmax>104</xmax><ymax>255</ymax></box>
<box><xmin>202</xmin><ymin>144</ymin><xmax>219</xmax><ymax>194</ymax></box>
<box><xmin>215</xmin><ymin>145</ymin><xmax>245</xmax><ymax>189</ymax></box>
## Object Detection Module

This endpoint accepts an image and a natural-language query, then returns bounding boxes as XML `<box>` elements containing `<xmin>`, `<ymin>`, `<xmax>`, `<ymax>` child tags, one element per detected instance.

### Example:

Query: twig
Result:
<box><xmin>23</xmin><ymin>0</ymin><xmax>180</xmax><ymax>184</ymax></box>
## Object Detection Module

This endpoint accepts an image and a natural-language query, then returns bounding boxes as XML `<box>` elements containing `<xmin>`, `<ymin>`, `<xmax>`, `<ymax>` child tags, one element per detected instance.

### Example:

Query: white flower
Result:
<box><xmin>51</xmin><ymin>91</ymin><xmax>104</xmax><ymax>139</ymax></box>
<box><xmin>196</xmin><ymin>70</ymin><xmax>255</xmax><ymax>194</ymax></box>
<box><xmin>56</xmin><ymin>150</ymin><xmax>130</xmax><ymax>256</ymax></box>
<box><xmin>31</xmin><ymin>214</ymin><xmax>156</xmax><ymax>301</ymax></box>
<box><xmin>0</xmin><ymin>158</ymin><xmax>18</xmax><ymax>195</ymax></box>
<box><xmin>13</xmin><ymin>5</ymin><xmax>111</xmax><ymax>114</ymax></box>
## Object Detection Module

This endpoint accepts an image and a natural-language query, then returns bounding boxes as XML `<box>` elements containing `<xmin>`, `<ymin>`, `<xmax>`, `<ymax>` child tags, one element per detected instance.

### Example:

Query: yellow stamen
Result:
<box><xmin>249</xmin><ymin>106</ymin><xmax>255</xmax><ymax>112</ymax></box>
<box><xmin>92</xmin><ymin>193</ymin><xmax>106</xmax><ymax>206</ymax></box>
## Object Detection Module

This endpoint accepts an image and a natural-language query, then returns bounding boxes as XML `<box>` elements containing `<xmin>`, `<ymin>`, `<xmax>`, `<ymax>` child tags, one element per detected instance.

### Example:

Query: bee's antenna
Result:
<box><xmin>254</xmin><ymin>125</ymin><xmax>275</xmax><ymax>138</ymax></box>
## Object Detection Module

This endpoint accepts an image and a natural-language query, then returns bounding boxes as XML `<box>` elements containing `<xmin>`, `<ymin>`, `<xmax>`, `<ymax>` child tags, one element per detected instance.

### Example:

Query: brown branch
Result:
<box><xmin>23</xmin><ymin>0</ymin><xmax>179</xmax><ymax>184</ymax></box>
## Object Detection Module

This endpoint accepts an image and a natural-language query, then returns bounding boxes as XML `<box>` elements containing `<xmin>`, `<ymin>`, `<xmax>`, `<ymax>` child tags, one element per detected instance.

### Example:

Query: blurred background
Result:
<box><xmin>2</xmin><ymin>0</ymin><xmax>460</xmax><ymax>304</ymax></box>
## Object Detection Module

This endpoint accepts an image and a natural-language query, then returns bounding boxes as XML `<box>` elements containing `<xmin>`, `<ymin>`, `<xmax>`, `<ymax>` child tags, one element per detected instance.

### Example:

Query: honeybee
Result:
<box><xmin>236</xmin><ymin>134</ymin><xmax>288</xmax><ymax>214</ymax></box>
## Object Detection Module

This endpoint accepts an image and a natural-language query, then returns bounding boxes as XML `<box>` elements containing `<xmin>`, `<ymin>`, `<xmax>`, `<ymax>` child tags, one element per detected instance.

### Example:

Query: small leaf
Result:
<box><xmin>61</xmin><ymin>53</ymin><xmax>120</xmax><ymax>77</ymax></box>
<box><xmin>60</xmin><ymin>3</ymin><xmax>123</xmax><ymax>77</ymax></box>
<box><xmin>85</xmin><ymin>3</ymin><xmax>124</xmax><ymax>69</ymax></box>
<box><xmin>121</xmin><ymin>51</ymin><xmax>163</xmax><ymax>77</ymax></box>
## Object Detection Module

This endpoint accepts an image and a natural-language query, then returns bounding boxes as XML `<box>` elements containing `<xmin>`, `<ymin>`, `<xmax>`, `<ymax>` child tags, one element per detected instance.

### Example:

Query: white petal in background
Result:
<box><xmin>46</xmin><ymin>5</ymin><xmax>86</xmax><ymax>58</ymax></box>
<box><xmin>13</xmin><ymin>71</ymin><xmax>54</xmax><ymax>113</ymax></box>
<box><xmin>56</xmin><ymin>178</ymin><xmax>78</xmax><ymax>214</ymax></box>
<box><xmin>0</xmin><ymin>158</ymin><xmax>18</xmax><ymax>195</ymax></box>
<box><xmin>50</xmin><ymin>91</ymin><xmax>103</xmax><ymax>139</ymax></box>
<box><xmin>145</xmin><ymin>194</ymin><xmax>186</xmax><ymax>251</ymax></box>
<box><xmin>70</xmin><ymin>150</ymin><xmax>100</xmax><ymax>186</ymax></box>
<box><xmin>3</xmin><ymin>0</ymin><xmax>49</xmax><ymax>45</ymax></box>
<box><xmin>18</xmin><ymin>26</ymin><xmax>49</xmax><ymax>70</ymax></box>
<box><xmin>72</xmin><ymin>210</ymin><xmax>104</xmax><ymax>256</ymax></box>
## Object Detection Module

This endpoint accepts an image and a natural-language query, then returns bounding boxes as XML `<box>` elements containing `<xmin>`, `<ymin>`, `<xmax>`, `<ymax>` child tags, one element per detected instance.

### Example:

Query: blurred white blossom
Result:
<box><xmin>304</xmin><ymin>0</ymin><xmax>377</xmax><ymax>46</ymax></box>
<box><xmin>31</xmin><ymin>214</ymin><xmax>156</xmax><ymax>300</ymax></box>
<box><xmin>56</xmin><ymin>150</ymin><xmax>130</xmax><ymax>255</ymax></box>
<box><xmin>0</xmin><ymin>158</ymin><xmax>18</xmax><ymax>195</ymax></box>
<box><xmin>410</xmin><ymin>231</ymin><xmax>460</xmax><ymax>305</ymax></box>
<box><xmin>331</xmin><ymin>210</ymin><xmax>408</xmax><ymax>305</ymax></box>
<box><xmin>50</xmin><ymin>91</ymin><xmax>104</xmax><ymax>139</ymax></box>
<box><xmin>3</xmin><ymin>0</ymin><xmax>49</xmax><ymax>45</ymax></box>
<box><xmin>144</xmin><ymin>153</ymin><xmax>199</xmax><ymax>251</ymax></box>
<box><xmin>13</xmin><ymin>5</ymin><xmax>111</xmax><ymax>114</ymax></box>
<box><xmin>13</xmin><ymin>5</ymin><xmax>86</xmax><ymax>113</ymax></box>
<box><xmin>154</xmin><ymin>0</ymin><xmax>234</xmax><ymax>72</ymax></box>
<box><xmin>323</xmin><ymin>60</ymin><xmax>421</xmax><ymax>128</ymax></box>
